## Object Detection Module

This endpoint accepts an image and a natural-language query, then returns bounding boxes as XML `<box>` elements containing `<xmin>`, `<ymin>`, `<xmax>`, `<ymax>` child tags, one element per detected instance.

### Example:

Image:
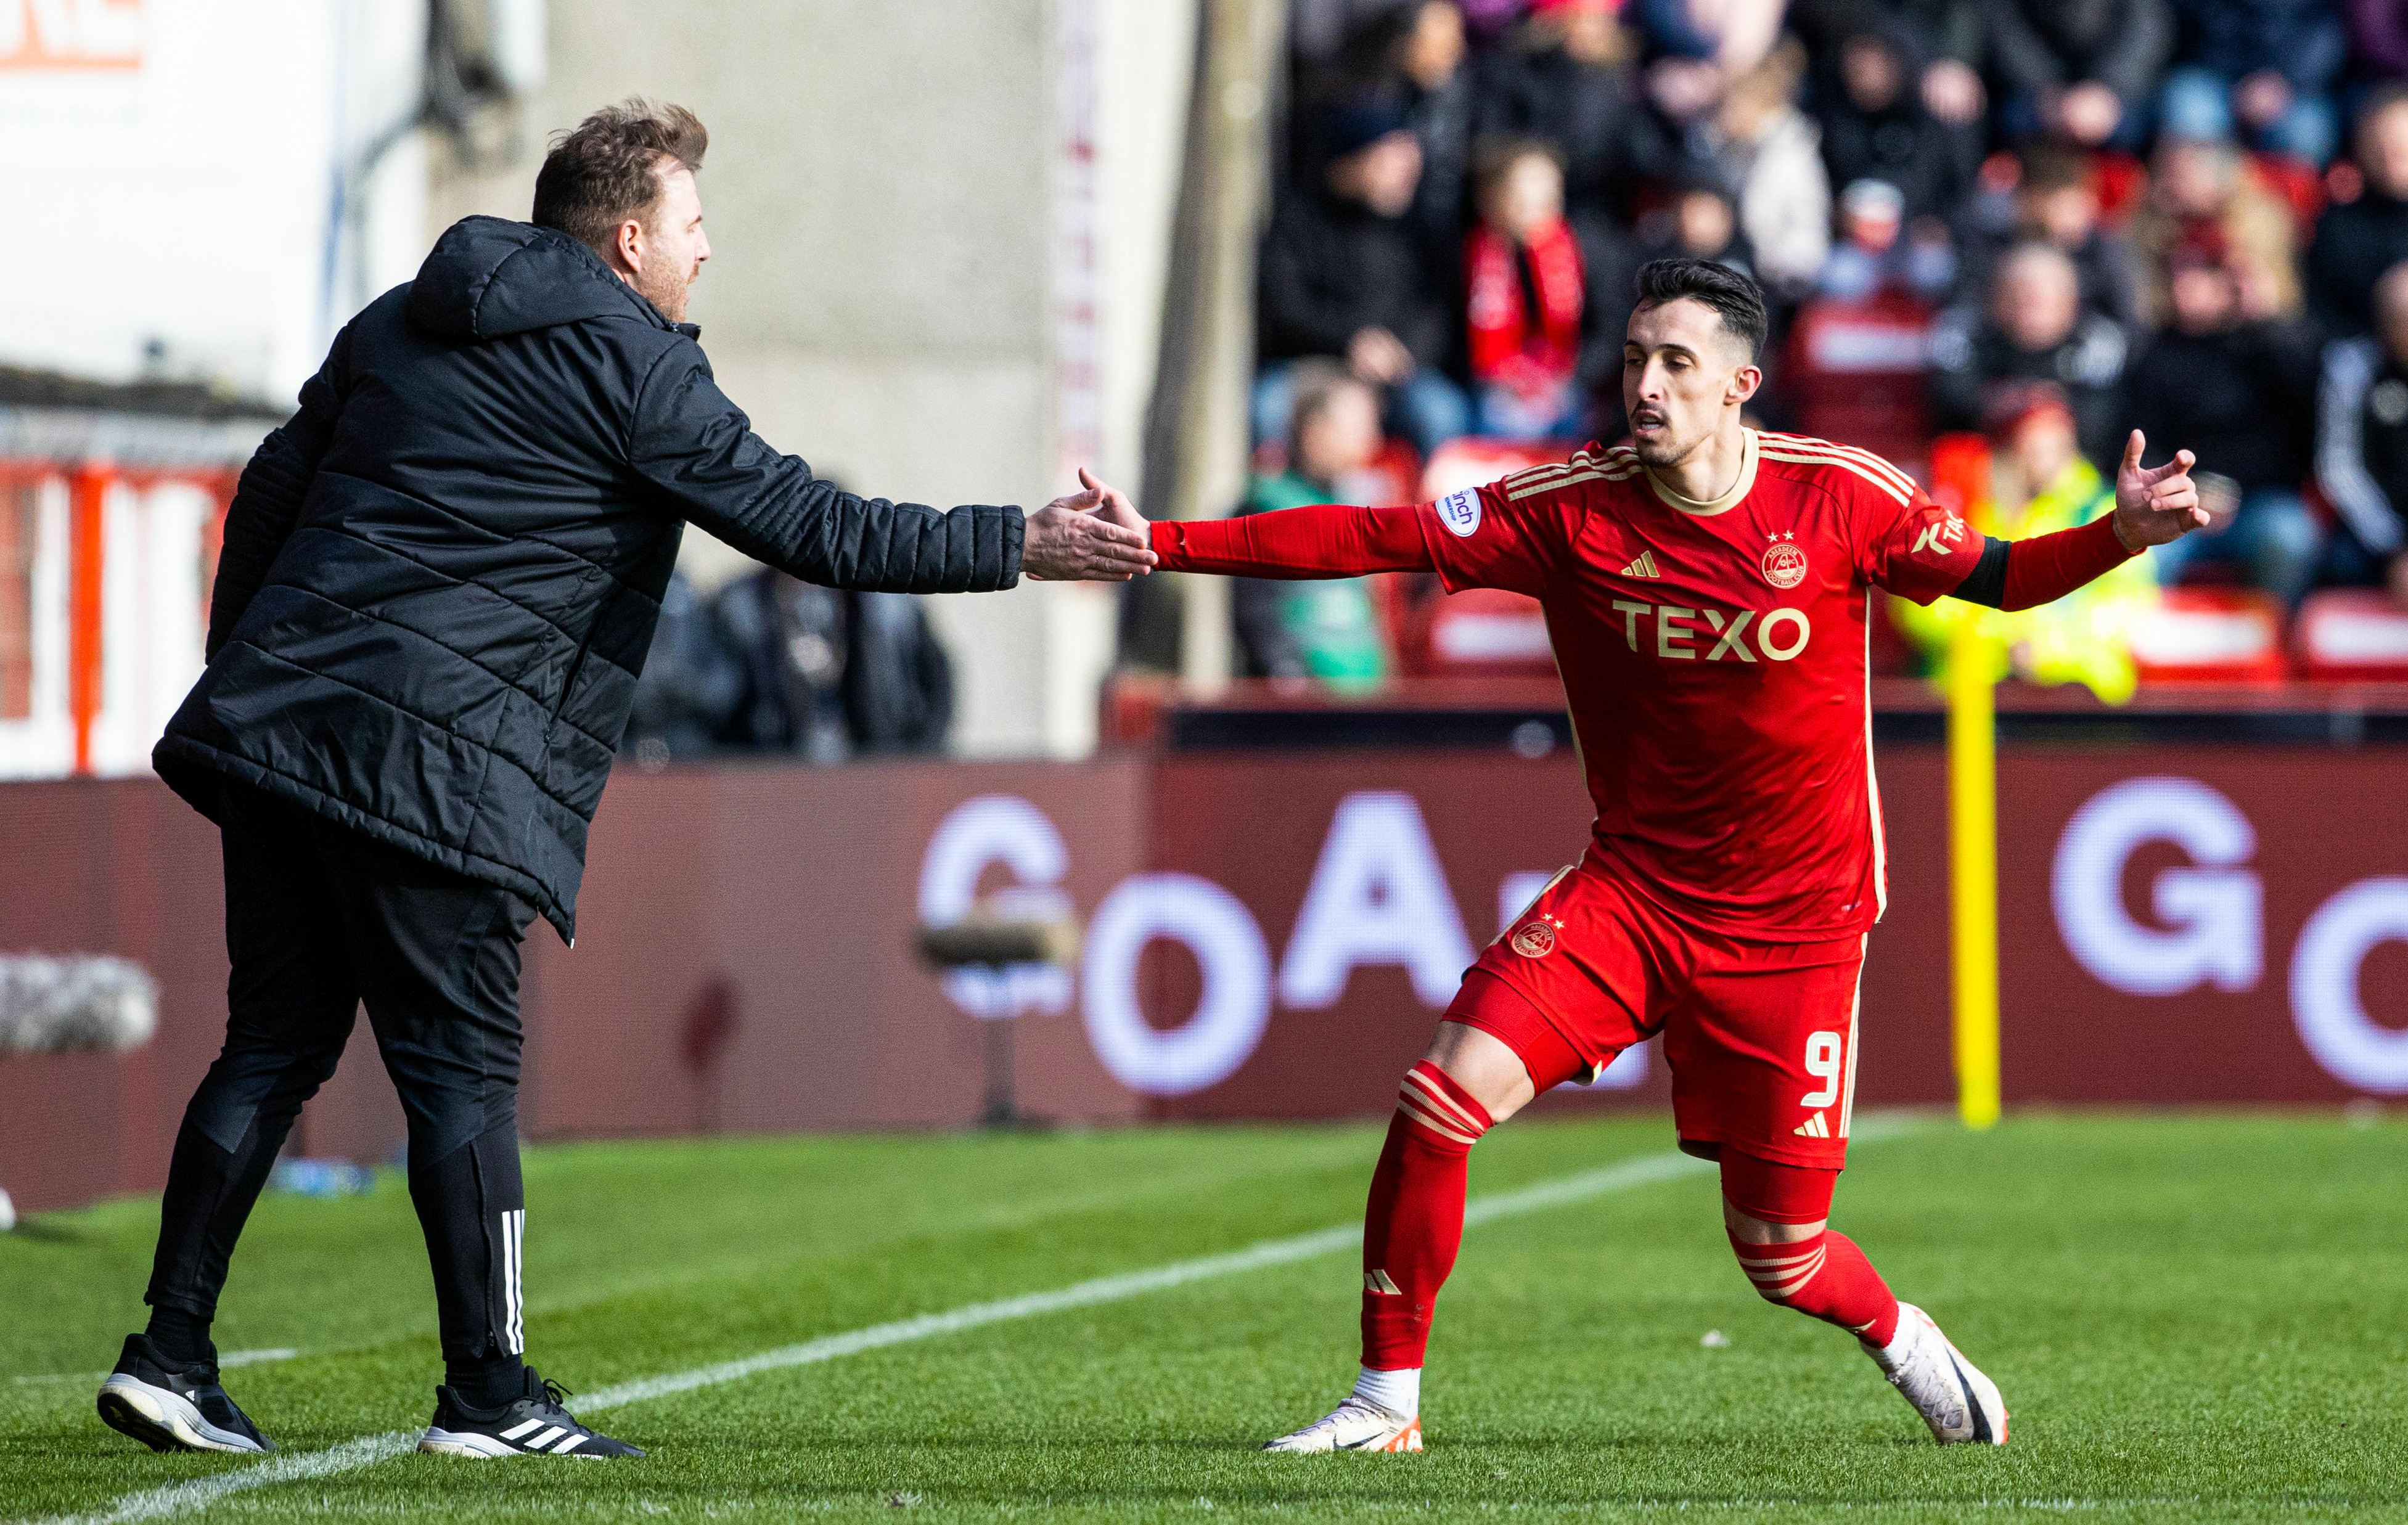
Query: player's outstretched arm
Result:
<box><xmin>1950</xmin><ymin>430</ymin><xmax>2203</xmax><ymax>613</ymax></box>
<box><xmin>1149</xmin><ymin>502</ymin><xmax>1436</xmax><ymax>579</ymax></box>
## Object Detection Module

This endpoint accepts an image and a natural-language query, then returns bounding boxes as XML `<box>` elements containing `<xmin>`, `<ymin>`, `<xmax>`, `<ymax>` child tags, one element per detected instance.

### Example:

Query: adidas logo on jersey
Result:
<box><xmin>1364</xmin><ymin>1269</ymin><xmax>1402</xmax><ymax>1294</ymax></box>
<box><xmin>1621</xmin><ymin>550</ymin><xmax>1661</xmax><ymax>579</ymax></box>
<box><xmin>1794</xmin><ymin>1110</ymin><xmax>1832</xmax><ymax>1138</ymax></box>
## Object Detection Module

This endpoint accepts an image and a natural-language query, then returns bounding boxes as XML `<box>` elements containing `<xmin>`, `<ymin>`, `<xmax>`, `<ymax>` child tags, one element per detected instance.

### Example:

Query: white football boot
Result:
<box><xmin>1263</xmin><ymin>1397</ymin><xmax>1422</xmax><ymax>1452</ymax></box>
<box><xmin>1864</xmin><ymin>1302</ymin><xmax>2007</xmax><ymax>1444</ymax></box>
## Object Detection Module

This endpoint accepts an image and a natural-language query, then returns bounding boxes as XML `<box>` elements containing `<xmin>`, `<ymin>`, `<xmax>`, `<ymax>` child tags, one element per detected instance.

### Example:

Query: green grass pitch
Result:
<box><xmin>2</xmin><ymin>1111</ymin><xmax>2404</xmax><ymax>1521</ymax></box>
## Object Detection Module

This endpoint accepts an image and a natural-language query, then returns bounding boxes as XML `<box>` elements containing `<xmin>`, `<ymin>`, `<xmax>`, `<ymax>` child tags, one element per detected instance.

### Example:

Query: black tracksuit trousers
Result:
<box><xmin>145</xmin><ymin>781</ymin><xmax>534</xmax><ymax>1387</ymax></box>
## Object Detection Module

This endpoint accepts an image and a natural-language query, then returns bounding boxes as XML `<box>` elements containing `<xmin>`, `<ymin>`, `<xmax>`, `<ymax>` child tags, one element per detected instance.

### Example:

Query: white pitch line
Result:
<box><xmin>23</xmin><ymin>1122</ymin><xmax>1914</xmax><ymax>1525</ymax></box>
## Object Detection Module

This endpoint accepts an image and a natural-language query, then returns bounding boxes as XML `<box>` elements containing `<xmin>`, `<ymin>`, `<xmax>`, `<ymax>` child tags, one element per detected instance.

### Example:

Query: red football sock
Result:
<box><xmin>1360</xmin><ymin>1061</ymin><xmax>1493</xmax><ymax>1372</ymax></box>
<box><xmin>1727</xmin><ymin>1232</ymin><xmax>1901</xmax><ymax>1346</ymax></box>
<box><xmin>1720</xmin><ymin>1150</ymin><xmax>1899</xmax><ymax>1347</ymax></box>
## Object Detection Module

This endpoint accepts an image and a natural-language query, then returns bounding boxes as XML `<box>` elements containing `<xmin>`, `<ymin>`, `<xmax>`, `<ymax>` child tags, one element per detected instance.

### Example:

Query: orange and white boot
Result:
<box><xmin>1262</xmin><ymin>1397</ymin><xmax>1422</xmax><ymax>1452</ymax></box>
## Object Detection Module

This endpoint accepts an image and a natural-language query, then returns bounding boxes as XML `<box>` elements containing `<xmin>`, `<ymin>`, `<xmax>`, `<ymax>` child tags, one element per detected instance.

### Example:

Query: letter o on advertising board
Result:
<box><xmin>1758</xmin><ymin>608</ymin><xmax>1809</xmax><ymax>661</ymax></box>
<box><xmin>1082</xmin><ymin>873</ymin><xmax>1272</xmax><ymax>1096</ymax></box>
<box><xmin>2290</xmin><ymin>877</ymin><xmax>2408</xmax><ymax>1094</ymax></box>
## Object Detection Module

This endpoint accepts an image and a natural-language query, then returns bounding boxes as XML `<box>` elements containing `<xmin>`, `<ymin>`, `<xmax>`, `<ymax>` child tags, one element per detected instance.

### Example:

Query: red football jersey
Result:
<box><xmin>1417</xmin><ymin>428</ymin><xmax>1984</xmax><ymax>941</ymax></box>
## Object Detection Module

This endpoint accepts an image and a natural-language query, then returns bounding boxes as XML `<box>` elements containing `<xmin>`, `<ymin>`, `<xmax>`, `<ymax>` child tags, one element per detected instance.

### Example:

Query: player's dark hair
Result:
<box><xmin>532</xmin><ymin>99</ymin><xmax>709</xmax><ymax>255</ymax></box>
<box><xmin>1632</xmin><ymin>258</ymin><xmax>1767</xmax><ymax>363</ymax></box>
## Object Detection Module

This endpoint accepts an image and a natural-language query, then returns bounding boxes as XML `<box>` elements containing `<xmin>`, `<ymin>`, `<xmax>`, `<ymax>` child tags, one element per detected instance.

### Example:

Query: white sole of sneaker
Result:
<box><xmin>97</xmin><ymin>1375</ymin><xmax>268</xmax><ymax>1455</ymax></box>
<box><xmin>419</xmin><ymin>1428</ymin><xmax>608</xmax><ymax>1458</ymax></box>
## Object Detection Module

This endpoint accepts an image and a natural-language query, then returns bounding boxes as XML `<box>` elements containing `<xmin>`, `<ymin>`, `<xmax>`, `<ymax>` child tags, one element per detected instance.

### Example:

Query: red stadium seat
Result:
<box><xmin>2129</xmin><ymin>587</ymin><xmax>2288</xmax><ymax>684</ymax></box>
<box><xmin>1399</xmin><ymin>585</ymin><xmax>1557</xmax><ymax>677</ymax></box>
<box><xmin>1399</xmin><ymin>440</ymin><xmax>1580</xmax><ymax>678</ymax></box>
<box><xmin>1334</xmin><ymin>437</ymin><xmax>1423</xmax><ymax>507</ymax></box>
<box><xmin>1781</xmin><ymin>290</ymin><xmax>1936</xmax><ymax>472</ymax></box>
<box><xmin>1420</xmin><ymin>436</ymin><xmax>1577</xmax><ymax>502</ymax></box>
<box><xmin>2295</xmin><ymin>589</ymin><xmax>2408</xmax><ymax>682</ymax></box>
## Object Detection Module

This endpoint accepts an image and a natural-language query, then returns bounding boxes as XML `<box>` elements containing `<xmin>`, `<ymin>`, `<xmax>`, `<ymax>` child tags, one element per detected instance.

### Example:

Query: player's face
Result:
<box><xmin>1621</xmin><ymin>298</ymin><xmax>1759</xmax><ymax>467</ymax></box>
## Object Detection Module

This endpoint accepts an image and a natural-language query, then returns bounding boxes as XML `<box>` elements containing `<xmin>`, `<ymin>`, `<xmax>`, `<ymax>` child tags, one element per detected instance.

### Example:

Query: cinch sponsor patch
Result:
<box><xmin>1436</xmin><ymin>488</ymin><xmax>1482</xmax><ymax>538</ymax></box>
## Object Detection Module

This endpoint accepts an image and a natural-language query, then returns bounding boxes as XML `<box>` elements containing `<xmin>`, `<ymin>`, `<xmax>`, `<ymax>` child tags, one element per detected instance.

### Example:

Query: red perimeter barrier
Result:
<box><xmin>1</xmin><ymin>745</ymin><xmax>2402</xmax><ymax>1211</ymax></box>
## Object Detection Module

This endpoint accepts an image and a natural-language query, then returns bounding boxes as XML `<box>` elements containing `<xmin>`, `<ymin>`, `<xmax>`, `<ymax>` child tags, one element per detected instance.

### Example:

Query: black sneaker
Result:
<box><xmin>418</xmin><ymin>1367</ymin><xmax>642</xmax><ymax>1458</ymax></box>
<box><xmin>97</xmin><ymin>1334</ymin><xmax>274</xmax><ymax>1454</ymax></box>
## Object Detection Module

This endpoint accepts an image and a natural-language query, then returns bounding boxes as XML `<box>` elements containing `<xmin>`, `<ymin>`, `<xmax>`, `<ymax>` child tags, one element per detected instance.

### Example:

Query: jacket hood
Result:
<box><xmin>406</xmin><ymin>216</ymin><xmax>673</xmax><ymax>341</ymax></box>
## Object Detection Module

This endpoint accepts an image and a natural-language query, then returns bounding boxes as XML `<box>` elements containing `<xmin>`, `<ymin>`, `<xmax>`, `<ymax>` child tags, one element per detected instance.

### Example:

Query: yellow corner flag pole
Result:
<box><xmin>1946</xmin><ymin>626</ymin><xmax>2002</xmax><ymax>1129</ymax></box>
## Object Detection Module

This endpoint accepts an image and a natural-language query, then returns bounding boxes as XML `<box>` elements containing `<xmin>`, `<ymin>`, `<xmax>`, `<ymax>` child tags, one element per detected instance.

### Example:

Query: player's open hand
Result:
<box><xmin>1023</xmin><ymin>469</ymin><xmax>1157</xmax><ymax>581</ymax></box>
<box><xmin>2111</xmin><ymin>431</ymin><xmax>2206</xmax><ymax>552</ymax></box>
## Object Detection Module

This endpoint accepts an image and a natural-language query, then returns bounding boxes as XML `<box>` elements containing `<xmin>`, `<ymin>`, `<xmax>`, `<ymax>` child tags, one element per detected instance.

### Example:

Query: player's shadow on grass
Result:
<box><xmin>5</xmin><ymin>1219</ymin><xmax>90</xmax><ymax>1244</ymax></box>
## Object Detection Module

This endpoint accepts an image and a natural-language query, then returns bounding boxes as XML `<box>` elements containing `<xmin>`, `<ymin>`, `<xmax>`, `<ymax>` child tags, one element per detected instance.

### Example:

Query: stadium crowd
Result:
<box><xmin>1242</xmin><ymin>0</ymin><xmax>2408</xmax><ymax>692</ymax></box>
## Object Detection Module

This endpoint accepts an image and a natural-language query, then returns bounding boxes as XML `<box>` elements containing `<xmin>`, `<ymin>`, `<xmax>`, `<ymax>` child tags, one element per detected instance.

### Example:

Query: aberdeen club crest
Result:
<box><xmin>1510</xmin><ymin>914</ymin><xmax>1564</xmax><ymax>958</ymax></box>
<box><xmin>1761</xmin><ymin>530</ymin><xmax>1808</xmax><ymax>589</ymax></box>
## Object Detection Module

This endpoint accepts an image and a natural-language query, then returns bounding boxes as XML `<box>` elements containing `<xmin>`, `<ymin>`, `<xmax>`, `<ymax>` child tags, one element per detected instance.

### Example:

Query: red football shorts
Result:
<box><xmin>1447</xmin><ymin>851</ymin><xmax>1865</xmax><ymax>1169</ymax></box>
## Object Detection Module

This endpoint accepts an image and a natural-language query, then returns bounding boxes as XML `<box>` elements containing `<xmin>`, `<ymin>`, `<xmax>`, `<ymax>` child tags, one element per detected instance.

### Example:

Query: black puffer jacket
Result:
<box><xmin>157</xmin><ymin>217</ymin><xmax>1023</xmax><ymax>941</ymax></box>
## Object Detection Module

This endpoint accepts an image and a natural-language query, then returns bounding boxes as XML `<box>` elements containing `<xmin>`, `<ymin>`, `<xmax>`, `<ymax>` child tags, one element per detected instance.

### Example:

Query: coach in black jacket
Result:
<box><xmin>99</xmin><ymin>102</ymin><xmax>1152</xmax><ymax>1462</ymax></box>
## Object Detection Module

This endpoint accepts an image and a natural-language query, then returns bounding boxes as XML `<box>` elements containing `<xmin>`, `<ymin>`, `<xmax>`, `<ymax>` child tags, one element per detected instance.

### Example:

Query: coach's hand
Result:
<box><xmin>2111</xmin><ymin>431</ymin><xmax>2206</xmax><ymax>552</ymax></box>
<box><xmin>1023</xmin><ymin>468</ymin><xmax>1157</xmax><ymax>581</ymax></box>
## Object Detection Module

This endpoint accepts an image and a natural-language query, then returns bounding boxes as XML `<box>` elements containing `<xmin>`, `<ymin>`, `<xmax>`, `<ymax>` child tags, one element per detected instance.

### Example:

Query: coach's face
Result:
<box><xmin>1622</xmin><ymin>296</ymin><xmax>1759</xmax><ymax>468</ymax></box>
<box><xmin>616</xmin><ymin>161</ymin><xmax>711</xmax><ymax>325</ymax></box>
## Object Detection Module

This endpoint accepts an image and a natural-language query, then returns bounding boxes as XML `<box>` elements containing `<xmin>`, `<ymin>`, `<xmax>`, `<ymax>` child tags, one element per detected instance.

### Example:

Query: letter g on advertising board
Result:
<box><xmin>2052</xmin><ymin>777</ymin><xmax>2263</xmax><ymax>997</ymax></box>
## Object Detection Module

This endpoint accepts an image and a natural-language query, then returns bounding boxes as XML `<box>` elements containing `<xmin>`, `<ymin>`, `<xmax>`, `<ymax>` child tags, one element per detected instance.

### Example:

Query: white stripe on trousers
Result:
<box><xmin>502</xmin><ymin>1209</ymin><xmax>525</xmax><ymax>1355</ymax></box>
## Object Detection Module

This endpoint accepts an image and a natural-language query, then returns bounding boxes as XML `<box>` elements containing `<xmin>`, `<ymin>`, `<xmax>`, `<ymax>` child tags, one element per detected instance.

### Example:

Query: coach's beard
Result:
<box><xmin>637</xmin><ymin>263</ymin><xmax>695</xmax><ymax>325</ymax></box>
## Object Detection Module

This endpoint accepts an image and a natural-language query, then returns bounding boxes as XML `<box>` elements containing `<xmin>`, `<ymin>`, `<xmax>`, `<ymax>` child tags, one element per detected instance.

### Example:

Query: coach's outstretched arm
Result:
<box><xmin>1947</xmin><ymin>430</ymin><xmax>2203</xmax><ymax>611</ymax></box>
<box><xmin>630</xmin><ymin>352</ymin><xmax>1157</xmax><ymax>589</ymax></box>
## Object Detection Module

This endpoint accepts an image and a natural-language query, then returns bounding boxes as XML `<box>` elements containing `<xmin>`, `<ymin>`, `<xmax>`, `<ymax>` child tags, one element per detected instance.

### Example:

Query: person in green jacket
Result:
<box><xmin>1894</xmin><ymin>382</ymin><xmax>2161</xmax><ymax>702</ymax></box>
<box><xmin>1232</xmin><ymin>362</ymin><xmax>1395</xmax><ymax>691</ymax></box>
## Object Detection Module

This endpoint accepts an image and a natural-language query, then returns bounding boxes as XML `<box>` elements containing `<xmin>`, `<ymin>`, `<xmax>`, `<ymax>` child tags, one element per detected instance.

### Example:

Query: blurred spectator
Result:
<box><xmin>1258</xmin><ymin>103</ymin><xmax>1470</xmax><ymax>453</ymax></box>
<box><xmin>1702</xmin><ymin>39</ymin><xmax>1833</xmax><ymax>297</ymax></box>
<box><xmin>1958</xmin><ymin>145</ymin><xmax>2145</xmax><ymax>328</ymax></box>
<box><xmin>713</xmin><ymin>570</ymin><xmax>957</xmax><ymax>760</ymax></box>
<box><xmin>1634</xmin><ymin>0</ymin><xmax>1789</xmax><ymax>76</ymax></box>
<box><xmin>1598</xmin><ymin>179</ymin><xmax>1760</xmax><ymax>341</ymax></box>
<box><xmin>2129</xmin><ymin>136</ymin><xmax>2304</xmax><ymax>325</ymax></box>
<box><xmin>1819</xmin><ymin>178</ymin><xmax>1959</xmax><ymax>300</ymax></box>
<box><xmin>1790</xmin><ymin>0</ymin><xmax>1990</xmax><ymax>127</ymax></box>
<box><xmin>1893</xmin><ymin>384</ymin><xmax>2158</xmax><ymax>701</ymax></box>
<box><xmin>1231</xmin><ymin>364</ymin><xmax>1394</xmax><ymax>688</ymax></box>
<box><xmin>1931</xmin><ymin>240</ymin><xmax>2132</xmax><ymax>465</ymax></box>
<box><xmin>1811</xmin><ymin>20</ymin><xmax>1983</xmax><ymax>220</ymax></box>
<box><xmin>2306</xmin><ymin>84</ymin><xmax>2408</xmax><ymax>334</ymax></box>
<box><xmin>1791</xmin><ymin>181</ymin><xmax>1949</xmax><ymax>462</ymax></box>
<box><xmin>2132</xmin><ymin>248</ymin><xmax>2324</xmax><ymax>600</ymax></box>
<box><xmin>1989</xmin><ymin>0</ymin><xmax>2175</xmax><ymax>151</ymax></box>
<box><xmin>1321</xmin><ymin>2</ymin><xmax>1480</xmax><ymax>280</ymax></box>
<box><xmin>1290</xmin><ymin>0</ymin><xmax>1433</xmax><ymax>67</ymax></box>
<box><xmin>620</xmin><ymin>570</ymin><xmax>743</xmax><ymax>766</ymax></box>
<box><xmin>1474</xmin><ymin>0</ymin><xmax>1650</xmax><ymax>223</ymax></box>
<box><xmin>2351</xmin><ymin>0</ymin><xmax>2408</xmax><ymax>80</ymax></box>
<box><xmin>2314</xmin><ymin>260</ymin><xmax>2408</xmax><ymax>602</ymax></box>
<box><xmin>1465</xmin><ymin>139</ymin><xmax>1591</xmax><ymax>436</ymax></box>
<box><xmin>2158</xmin><ymin>0</ymin><xmax>2348</xmax><ymax>165</ymax></box>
